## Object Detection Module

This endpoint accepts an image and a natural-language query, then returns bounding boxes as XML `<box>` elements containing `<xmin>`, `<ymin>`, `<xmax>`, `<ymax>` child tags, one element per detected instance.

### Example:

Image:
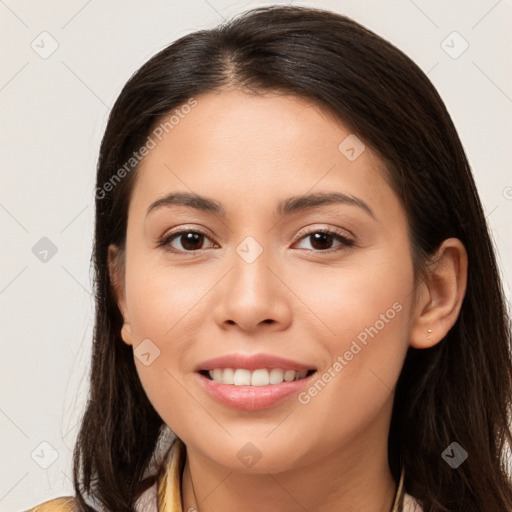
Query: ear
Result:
<box><xmin>410</xmin><ymin>238</ymin><xmax>468</xmax><ymax>349</ymax></box>
<box><xmin>108</xmin><ymin>244</ymin><xmax>133</xmax><ymax>346</ymax></box>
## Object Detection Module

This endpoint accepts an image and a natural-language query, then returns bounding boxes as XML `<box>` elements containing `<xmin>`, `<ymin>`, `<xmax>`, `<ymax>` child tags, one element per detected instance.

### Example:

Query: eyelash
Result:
<box><xmin>157</xmin><ymin>227</ymin><xmax>355</xmax><ymax>254</ymax></box>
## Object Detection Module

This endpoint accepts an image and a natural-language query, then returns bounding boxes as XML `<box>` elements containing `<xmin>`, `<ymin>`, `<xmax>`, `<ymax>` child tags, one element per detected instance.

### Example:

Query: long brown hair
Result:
<box><xmin>73</xmin><ymin>6</ymin><xmax>512</xmax><ymax>511</ymax></box>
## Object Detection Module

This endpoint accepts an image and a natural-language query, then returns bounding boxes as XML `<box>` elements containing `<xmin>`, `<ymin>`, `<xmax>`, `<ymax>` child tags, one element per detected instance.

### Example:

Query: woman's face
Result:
<box><xmin>111</xmin><ymin>90</ymin><xmax>418</xmax><ymax>473</ymax></box>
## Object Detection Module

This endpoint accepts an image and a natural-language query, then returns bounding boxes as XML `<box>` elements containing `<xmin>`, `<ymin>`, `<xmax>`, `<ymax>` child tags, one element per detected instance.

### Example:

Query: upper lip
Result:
<box><xmin>196</xmin><ymin>353</ymin><xmax>316</xmax><ymax>372</ymax></box>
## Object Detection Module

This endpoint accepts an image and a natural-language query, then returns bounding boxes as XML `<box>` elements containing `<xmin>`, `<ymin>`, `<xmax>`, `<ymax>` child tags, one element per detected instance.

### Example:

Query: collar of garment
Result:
<box><xmin>150</xmin><ymin>438</ymin><xmax>423</xmax><ymax>512</ymax></box>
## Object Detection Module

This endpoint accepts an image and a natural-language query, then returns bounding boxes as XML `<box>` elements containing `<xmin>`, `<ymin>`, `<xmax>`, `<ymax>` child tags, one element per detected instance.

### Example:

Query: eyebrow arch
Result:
<box><xmin>146</xmin><ymin>191</ymin><xmax>375</xmax><ymax>219</ymax></box>
<box><xmin>147</xmin><ymin>192</ymin><xmax>224</xmax><ymax>216</ymax></box>
<box><xmin>277</xmin><ymin>191</ymin><xmax>375</xmax><ymax>219</ymax></box>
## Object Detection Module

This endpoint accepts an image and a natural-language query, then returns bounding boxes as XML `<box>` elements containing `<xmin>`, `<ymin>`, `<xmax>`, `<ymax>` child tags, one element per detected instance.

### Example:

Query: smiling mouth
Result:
<box><xmin>199</xmin><ymin>368</ymin><xmax>316</xmax><ymax>386</ymax></box>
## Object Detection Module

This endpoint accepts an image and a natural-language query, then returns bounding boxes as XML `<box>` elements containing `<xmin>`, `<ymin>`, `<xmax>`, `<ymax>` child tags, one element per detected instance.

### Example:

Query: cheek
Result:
<box><xmin>286</xmin><ymin>251</ymin><xmax>413</xmax><ymax>439</ymax></box>
<box><xmin>291</xmin><ymin>244</ymin><xmax>413</xmax><ymax>349</ymax></box>
<box><xmin>293</xmin><ymin>309</ymin><xmax>409</xmax><ymax>459</ymax></box>
<box><xmin>125</xmin><ymin>255</ymin><xmax>213</xmax><ymax>340</ymax></box>
<box><xmin>123</xmin><ymin>257</ymin><xmax>219</xmax><ymax>426</ymax></box>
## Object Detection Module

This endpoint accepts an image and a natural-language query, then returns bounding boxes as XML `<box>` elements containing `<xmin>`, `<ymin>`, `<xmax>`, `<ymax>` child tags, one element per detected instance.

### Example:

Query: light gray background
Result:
<box><xmin>1</xmin><ymin>1</ymin><xmax>511</xmax><ymax>510</ymax></box>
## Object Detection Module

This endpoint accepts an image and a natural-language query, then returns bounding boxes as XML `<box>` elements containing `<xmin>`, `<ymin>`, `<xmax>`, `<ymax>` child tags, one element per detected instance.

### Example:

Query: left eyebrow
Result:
<box><xmin>276</xmin><ymin>191</ymin><xmax>375</xmax><ymax>219</ymax></box>
<box><xmin>146</xmin><ymin>191</ymin><xmax>375</xmax><ymax>219</ymax></box>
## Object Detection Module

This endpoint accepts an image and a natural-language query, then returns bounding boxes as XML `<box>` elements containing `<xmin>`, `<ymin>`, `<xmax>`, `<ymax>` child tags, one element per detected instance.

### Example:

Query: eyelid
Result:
<box><xmin>292</xmin><ymin>224</ymin><xmax>355</xmax><ymax>245</ymax></box>
<box><xmin>157</xmin><ymin>225</ymin><xmax>217</xmax><ymax>252</ymax></box>
<box><xmin>158</xmin><ymin>224</ymin><xmax>356</xmax><ymax>253</ymax></box>
<box><xmin>161</xmin><ymin>225</ymin><xmax>212</xmax><ymax>239</ymax></box>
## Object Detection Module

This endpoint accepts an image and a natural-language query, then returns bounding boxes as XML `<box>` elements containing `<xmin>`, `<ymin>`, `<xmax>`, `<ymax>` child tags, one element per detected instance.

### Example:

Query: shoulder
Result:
<box><xmin>24</xmin><ymin>496</ymin><xmax>79</xmax><ymax>512</ymax></box>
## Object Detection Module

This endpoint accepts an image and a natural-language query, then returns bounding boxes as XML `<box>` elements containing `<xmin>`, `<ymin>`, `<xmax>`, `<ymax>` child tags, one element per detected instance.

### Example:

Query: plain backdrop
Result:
<box><xmin>1</xmin><ymin>1</ymin><xmax>511</xmax><ymax>510</ymax></box>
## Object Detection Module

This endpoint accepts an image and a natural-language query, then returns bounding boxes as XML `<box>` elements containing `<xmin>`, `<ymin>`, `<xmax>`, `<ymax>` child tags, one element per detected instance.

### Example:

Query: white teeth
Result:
<box><xmin>222</xmin><ymin>368</ymin><xmax>235</xmax><ymax>384</ymax></box>
<box><xmin>284</xmin><ymin>370</ymin><xmax>296</xmax><ymax>382</ymax></box>
<box><xmin>233</xmin><ymin>369</ymin><xmax>251</xmax><ymax>385</ymax></box>
<box><xmin>206</xmin><ymin>368</ymin><xmax>311</xmax><ymax>385</ymax></box>
<box><xmin>269</xmin><ymin>368</ymin><xmax>284</xmax><ymax>384</ymax></box>
<box><xmin>250</xmin><ymin>369</ymin><xmax>269</xmax><ymax>386</ymax></box>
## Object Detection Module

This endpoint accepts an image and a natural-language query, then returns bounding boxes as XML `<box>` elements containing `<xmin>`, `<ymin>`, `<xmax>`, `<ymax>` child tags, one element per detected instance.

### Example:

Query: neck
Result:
<box><xmin>181</xmin><ymin>405</ymin><xmax>397</xmax><ymax>512</ymax></box>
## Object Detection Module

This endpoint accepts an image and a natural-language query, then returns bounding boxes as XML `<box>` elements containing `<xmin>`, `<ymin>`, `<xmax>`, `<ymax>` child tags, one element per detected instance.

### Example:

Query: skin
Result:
<box><xmin>109</xmin><ymin>89</ymin><xmax>467</xmax><ymax>512</ymax></box>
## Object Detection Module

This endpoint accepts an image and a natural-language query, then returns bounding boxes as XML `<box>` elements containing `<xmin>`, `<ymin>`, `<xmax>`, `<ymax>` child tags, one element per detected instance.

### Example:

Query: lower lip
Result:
<box><xmin>196</xmin><ymin>372</ymin><xmax>316</xmax><ymax>411</ymax></box>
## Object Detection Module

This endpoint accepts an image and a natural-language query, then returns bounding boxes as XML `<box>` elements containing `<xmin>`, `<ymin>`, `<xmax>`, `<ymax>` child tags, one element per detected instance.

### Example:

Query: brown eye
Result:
<box><xmin>295</xmin><ymin>229</ymin><xmax>354</xmax><ymax>252</ymax></box>
<box><xmin>163</xmin><ymin>231</ymin><xmax>215</xmax><ymax>252</ymax></box>
<box><xmin>309</xmin><ymin>232</ymin><xmax>336</xmax><ymax>250</ymax></box>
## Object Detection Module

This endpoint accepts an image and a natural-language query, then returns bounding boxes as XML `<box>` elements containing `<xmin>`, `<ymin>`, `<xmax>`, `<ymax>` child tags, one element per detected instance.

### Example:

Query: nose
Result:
<box><xmin>212</xmin><ymin>247</ymin><xmax>293</xmax><ymax>333</ymax></box>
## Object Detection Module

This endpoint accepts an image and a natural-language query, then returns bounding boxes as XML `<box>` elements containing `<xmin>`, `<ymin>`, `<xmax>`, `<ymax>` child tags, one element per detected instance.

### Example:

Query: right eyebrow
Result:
<box><xmin>147</xmin><ymin>192</ymin><xmax>225</xmax><ymax>217</ymax></box>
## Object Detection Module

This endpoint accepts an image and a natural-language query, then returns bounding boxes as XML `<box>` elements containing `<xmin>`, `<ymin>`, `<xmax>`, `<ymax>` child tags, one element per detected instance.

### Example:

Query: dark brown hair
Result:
<box><xmin>73</xmin><ymin>5</ymin><xmax>512</xmax><ymax>511</ymax></box>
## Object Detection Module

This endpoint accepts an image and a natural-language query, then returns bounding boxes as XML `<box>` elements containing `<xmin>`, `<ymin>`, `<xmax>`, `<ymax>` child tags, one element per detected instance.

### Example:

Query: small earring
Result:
<box><xmin>426</xmin><ymin>328</ymin><xmax>432</xmax><ymax>338</ymax></box>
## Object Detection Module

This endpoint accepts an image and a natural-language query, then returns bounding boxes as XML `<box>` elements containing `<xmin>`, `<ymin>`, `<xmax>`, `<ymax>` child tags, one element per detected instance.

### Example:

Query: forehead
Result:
<box><xmin>130</xmin><ymin>90</ymin><xmax>398</xmax><ymax>220</ymax></box>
